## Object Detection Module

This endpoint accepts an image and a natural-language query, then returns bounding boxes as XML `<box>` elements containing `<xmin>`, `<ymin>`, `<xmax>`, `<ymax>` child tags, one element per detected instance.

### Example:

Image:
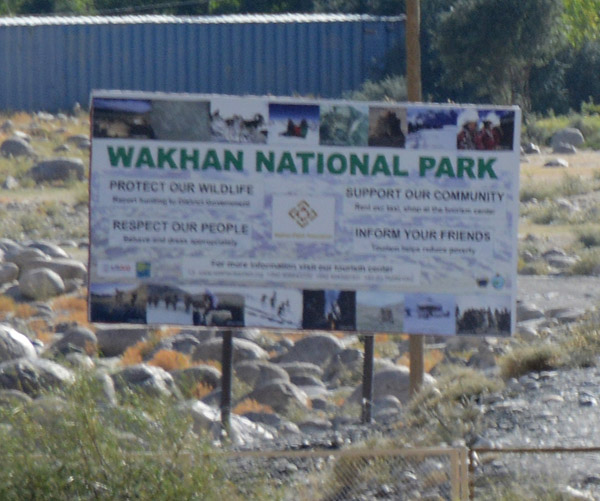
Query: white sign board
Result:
<box><xmin>88</xmin><ymin>91</ymin><xmax>520</xmax><ymax>336</ymax></box>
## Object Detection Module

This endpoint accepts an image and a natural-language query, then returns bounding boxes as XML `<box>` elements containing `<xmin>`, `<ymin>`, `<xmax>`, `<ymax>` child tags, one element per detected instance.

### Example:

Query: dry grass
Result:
<box><xmin>233</xmin><ymin>398</ymin><xmax>274</xmax><ymax>415</ymax></box>
<box><xmin>190</xmin><ymin>382</ymin><xmax>215</xmax><ymax>400</ymax></box>
<box><xmin>148</xmin><ymin>349</ymin><xmax>191</xmax><ymax>371</ymax></box>
<box><xmin>0</xmin><ymin>296</ymin><xmax>17</xmax><ymax>319</ymax></box>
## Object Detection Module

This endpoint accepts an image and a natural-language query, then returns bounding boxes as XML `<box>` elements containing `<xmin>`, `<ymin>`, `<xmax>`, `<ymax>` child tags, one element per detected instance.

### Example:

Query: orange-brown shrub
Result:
<box><xmin>194</xmin><ymin>359</ymin><xmax>222</xmax><ymax>372</ymax></box>
<box><xmin>121</xmin><ymin>342</ymin><xmax>147</xmax><ymax>366</ymax></box>
<box><xmin>15</xmin><ymin>303</ymin><xmax>35</xmax><ymax>319</ymax></box>
<box><xmin>233</xmin><ymin>399</ymin><xmax>274</xmax><ymax>415</ymax></box>
<box><xmin>191</xmin><ymin>382</ymin><xmax>214</xmax><ymax>400</ymax></box>
<box><xmin>148</xmin><ymin>350</ymin><xmax>191</xmax><ymax>371</ymax></box>
<box><xmin>52</xmin><ymin>296</ymin><xmax>92</xmax><ymax>329</ymax></box>
<box><xmin>28</xmin><ymin>318</ymin><xmax>53</xmax><ymax>344</ymax></box>
<box><xmin>0</xmin><ymin>296</ymin><xmax>16</xmax><ymax>319</ymax></box>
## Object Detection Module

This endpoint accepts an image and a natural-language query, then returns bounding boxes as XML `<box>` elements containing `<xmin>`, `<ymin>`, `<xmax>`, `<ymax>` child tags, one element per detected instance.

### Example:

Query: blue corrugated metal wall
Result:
<box><xmin>0</xmin><ymin>14</ymin><xmax>404</xmax><ymax>112</ymax></box>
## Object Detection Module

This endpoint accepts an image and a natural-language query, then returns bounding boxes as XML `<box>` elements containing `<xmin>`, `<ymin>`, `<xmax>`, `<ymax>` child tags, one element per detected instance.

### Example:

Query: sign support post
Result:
<box><xmin>220</xmin><ymin>330</ymin><xmax>233</xmax><ymax>439</ymax></box>
<box><xmin>406</xmin><ymin>0</ymin><xmax>425</xmax><ymax>397</ymax></box>
<box><xmin>361</xmin><ymin>335</ymin><xmax>375</xmax><ymax>423</ymax></box>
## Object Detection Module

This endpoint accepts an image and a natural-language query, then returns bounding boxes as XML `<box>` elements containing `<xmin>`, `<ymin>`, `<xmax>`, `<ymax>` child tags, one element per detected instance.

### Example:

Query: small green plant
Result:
<box><xmin>568</xmin><ymin>248</ymin><xmax>600</xmax><ymax>275</ymax></box>
<box><xmin>575</xmin><ymin>225</ymin><xmax>600</xmax><ymax>248</ymax></box>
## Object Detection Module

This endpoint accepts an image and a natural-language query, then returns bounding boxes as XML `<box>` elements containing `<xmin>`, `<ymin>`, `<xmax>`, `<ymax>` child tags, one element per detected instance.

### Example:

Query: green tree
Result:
<box><xmin>433</xmin><ymin>0</ymin><xmax>564</xmax><ymax>109</ymax></box>
<box><xmin>563</xmin><ymin>0</ymin><xmax>600</xmax><ymax>46</ymax></box>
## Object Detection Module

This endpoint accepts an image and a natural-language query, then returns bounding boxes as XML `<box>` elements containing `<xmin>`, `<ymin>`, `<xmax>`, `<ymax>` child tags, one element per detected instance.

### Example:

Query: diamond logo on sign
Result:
<box><xmin>289</xmin><ymin>200</ymin><xmax>318</xmax><ymax>228</ymax></box>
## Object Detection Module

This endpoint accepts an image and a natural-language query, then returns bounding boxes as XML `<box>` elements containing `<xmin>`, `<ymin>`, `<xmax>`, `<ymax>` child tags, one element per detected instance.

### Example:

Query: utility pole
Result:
<box><xmin>406</xmin><ymin>0</ymin><xmax>425</xmax><ymax>397</ymax></box>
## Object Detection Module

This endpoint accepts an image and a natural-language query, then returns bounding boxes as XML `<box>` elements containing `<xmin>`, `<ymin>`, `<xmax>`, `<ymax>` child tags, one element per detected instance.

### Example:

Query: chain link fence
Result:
<box><xmin>221</xmin><ymin>447</ymin><xmax>469</xmax><ymax>500</ymax></box>
<box><xmin>470</xmin><ymin>447</ymin><xmax>600</xmax><ymax>500</ymax></box>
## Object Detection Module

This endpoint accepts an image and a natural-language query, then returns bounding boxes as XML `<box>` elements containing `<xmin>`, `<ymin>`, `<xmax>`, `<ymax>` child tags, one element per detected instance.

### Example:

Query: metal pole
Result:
<box><xmin>406</xmin><ymin>0</ymin><xmax>425</xmax><ymax>397</ymax></box>
<box><xmin>361</xmin><ymin>335</ymin><xmax>375</xmax><ymax>423</ymax></box>
<box><xmin>220</xmin><ymin>330</ymin><xmax>233</xmax><ymax>439</ymax></box>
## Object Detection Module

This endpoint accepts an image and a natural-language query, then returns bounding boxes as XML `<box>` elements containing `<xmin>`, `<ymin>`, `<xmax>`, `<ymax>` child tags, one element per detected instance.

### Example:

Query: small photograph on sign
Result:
<box><xmin>455</xmin><ymin>294</ymin><xmax>512</xmax><ymax>336</ymax></box>
<box><xmin>146</xmin><ymin>285</ymin><xmax>244</xmax><ymax>327</ymax></box>
<box><xmin>209</xmin><ymin>98</ymin><xmax>268</xmax><ymax>144</ymax></box>
<box><xmin>319</xmin><ymin>104</ymin><xmax>368</xmax><ymax>146</ymax></box>
<box><xmin>89</xmin><ymin>283</ymin><xmax>146</xmax><ymax>324</ymax></box>
<box><xmin>92</xmin><ymin>98</ymin><xmax>155</xmax><ymax>139</ymax></box>
<box><xmin>302</xmin><ymin>289</ymin><xmax>356</xmax><ymax>331</ymax></box>
<box><xmin>405</xmin><ymin>107</ymin><xmax>458</xmax><ymax>149</ymax></box>
<box><xmin>403</xmin><ymin>293</ymin><xmax>456</xmax><ymax>335</ymax></box>
<box><xmin>456</xmin><ymin>108</ymin><xmax>516</xmax><ymax>151</ymax></box>
<box><xmin>356</xmin><ymin>291</ymin><xmax>405</xmax><ymax>333</ymax></box>
<box><xmin>244</xmin><ymin>288</ymin><xmax>303</xmax><ymax>329</ymax></box>
<box><xmin>92</xmin><ymin>97</ymin><xmax>212</xmax><ymax>141</ymax></box>
<box><xmin>368</xmin><ymin>106</ymin><xmax>407</xmax><ymax>148</ymax></box>
<box><xmin>268</xmin><ymin>103</ymin><xmax>320</xmax><ymax>146</ymax></box>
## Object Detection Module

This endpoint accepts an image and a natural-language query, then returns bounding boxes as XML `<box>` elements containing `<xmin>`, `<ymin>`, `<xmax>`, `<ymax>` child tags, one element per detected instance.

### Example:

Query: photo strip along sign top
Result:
<box><xmin>88</xmin><ymin>91</ymin><xmax>521</xmax><ymax>336</ymax></box>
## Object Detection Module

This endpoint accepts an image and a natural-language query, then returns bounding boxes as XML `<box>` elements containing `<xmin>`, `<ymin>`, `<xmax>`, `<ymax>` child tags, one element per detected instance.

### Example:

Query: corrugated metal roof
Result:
<box><xmin>0</xmin><ymin>13</ymin><xmax>405</xmax><ymax>26</ymax></box>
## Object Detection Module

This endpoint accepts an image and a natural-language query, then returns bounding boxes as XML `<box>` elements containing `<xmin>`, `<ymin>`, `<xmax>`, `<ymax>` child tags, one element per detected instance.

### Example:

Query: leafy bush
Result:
<box><xmin>0</xmin><ymin>374</ymin><xmax>252</xmax><ymax>500</ymax></box>
<box><xmin>348</xmin><ymin>75</ymin><xmax>408</xmax><ymax>102</ymax></box>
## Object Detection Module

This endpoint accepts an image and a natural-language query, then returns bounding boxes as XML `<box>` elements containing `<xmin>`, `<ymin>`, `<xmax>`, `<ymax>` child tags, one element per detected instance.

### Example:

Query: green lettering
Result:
<box><xmin>202</xmin><ymin>150</ymin><xmax>222</xmax><ymax>170</ymax></box>
<box><xmin>180</xmin><ymin>149</ymin><xmax>199</xmax><ymax>170</ymax></box>
<box><xmin>371</xmin><ymin>155</ymin><xmax>391</xmax><ymax>176</ymax></box>
<box><xmin>157</xmin><ymin>148</ymin><xmax>177</xmax><ymax>169</ymax></box>
<box><xmin>392</xmin><ymin>156</ymin><xmax>408</xmax><ymax>177</ymax></box>
<box><xmin>135</xmin><ymin>147</ymin><xmax>155</xmax><ymax>168</ymax></box>
<box><xmin>435</xmin><ymin>157</ymin><xmax>455</xmax><ymax>178</ymax></box>
<box><xmin>296</xmin><ymin>152</ymin><xmax>314</xmax><ymax>174</ymax></box>
<box><xmin>256</xmin><ymin>151</ymin><xmax>274</xmax><ymax>172</ymax></box>
<box><xmin>327</xmin><ymin>153</ymin><xmax>347</xmax><ymax>175</ymax></box>
<box><xmin>457</xmin><ymin>157</ymin><xmax>475</xmax><ymax>179</ymax></box>
<box><xmin>224</xmin><ymin>150</ymin><xmax>243</xmax><ymax>172</ymax></box>
<box><xmin>107</xmin><ymin>146</ymin><xmax>134</xmax><ymax>167</ymax></box>
<box><xmin>419</xmin><ymin>156</ymin><xmax>436</xmax><ymax>176</ymax></box>
<box><xmin>478</xmin><ymin>158</ymin><xmax>497</xmax><ymax>179</ymax></box>
<box><xmin>277</xmin><ymin>152</ymin><xmax>297</xmax><ymax>173</ymax></box>
<box><xmin>350</xmin><ymin>154</ymin><xmax>369</xmax><ymax>175</ymax></box>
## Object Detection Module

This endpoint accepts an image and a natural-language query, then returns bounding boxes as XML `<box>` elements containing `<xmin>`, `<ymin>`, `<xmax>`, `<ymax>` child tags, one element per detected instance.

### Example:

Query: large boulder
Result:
<box><xmin>551</xmin><ymin>128</ymin><xmax>584</xmax><ymax>148</ymax></box>
<box><xmin>6</xmin><ymin>247</ymin><xmax>49</xmax><ymax>268</ymax></box>
<box><xmin>28</xmin><ymin>241</ymin><xmax>70</xmax><ymax>259</ymax></box>
<box><xmin>349</xmin><ymin>366</ymin><xmax>435</xmax><ymax>404</ymax></box>
<box><xmin>0</xmin><ymin>263</ymin><xmax>19</xmax><ymax>284</ymax></box>
<box><xmin>176</xmin><ymin>399</ymin><xmax>274</xmax><ymax>446</ymax></box>
<box><xmin>19</xmin><ymin>268</ymin><xmax>65</xmax><ymax>300</ymax></box>
<box><xmin>0</xmin><ymin>136</ymin><xmax>35</xmax><ymax>157</ymax></box>
<box><xmin>111</xmin><ymin>364</ymin><xmax>182</xmax><ymax>399</ymax></box>
<box><xmin>0</xmin><ymin>324</ymin><xmax>37</xmax><ymax>362</ymax></box>
<box><xmin>235</xmin><ymin>360</ymin><xmax>290</xmax><ymax>389</ymax></box>
<box><xmin>241</xmin><ymin>380</ymin><xmax>309</xmax><ymax>414</ymax></box>
<box><xmin>28</xmin><ymin>157</ymin><xmax>85</xmax><ymax>183</ymax></box>
<box><xmin>171</xmin><ymin>365</ymin><xmax>222</xmax><ymax>391</ymax></box>
<box><xmin>20</xmin><ymin>258</ymin><xmax>87</xmax><ymax>281</ymax></box>
<box><xmin>277</xmin><ymin>361</ymin><xmax>324</xmax><ymax>380</ymax></box>
<box><xmin>49</xmin><ymin>325</ymin><xmax>97</xmax><ymax>356</ymax></box>
<box><xmin>191</xmin><ymin>338</ymin><xmax>268</xmax><ymax>364</ymax></box>
<box><xmin>96</xmin><ymin>325</ymin><xmax>149</xmax><ymax>357</ymax></box>
<box><xmin>0</xmin><ymin>358</ymin><xmax>75</xmax><ymax>396</ymax></box>
<box><xmin>273</xmin><ymin>334</ymin><xmax>344</xmax><ymax>365</ymax></box>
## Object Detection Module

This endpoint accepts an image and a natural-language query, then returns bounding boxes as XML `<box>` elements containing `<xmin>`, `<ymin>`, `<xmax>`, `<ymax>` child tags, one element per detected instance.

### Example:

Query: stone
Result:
<box><xmin>0</xmin><ymin>324</ymin><xmax>37</xmax><ymax>362</ymax></box>
<box><xmin>96</xmin><ymin>325</ymin><xmax>149</xmax><ymax>357</ymax></box>
<box><xmin>523</xmin><ymin>142</ymin><xmax>541</xmax><ymax>154</ymax></box>
<box><xmin>0</xmin><ymin>136</ymin><xmax>35</xmax><ymax>157</ymax></box>
<box><xmin>544</xmin><ymin>158</ymin><xmax>569</xmax><ymax>168</ymax></box>
<box><xmin>28</xmin><ymin>241</ymin><xmax>70</xmax><ymax>259</ymax></box>
<box><xmin>0</xmin><ymin>358</ymin><xmax>75</xmax><ymax>396</ymax></box>
<box><xmin>29</xmin><ymin>157</ymin><xmax>85</xmax><ymax>183</ymax></box>
<box><xmin>349</xmin><ymin>366</ymin><xmax>435</xmax><ymax>404</ymax></box>
<box><xmin>0</xmin><ymin>263</ymin><xmax>19</xmax><ymax>284</ymax></box>
<box><xmin>19</xmin><ymin>268</ymin><xmax>65</xmax><ymax>300</ymax></box>
<box><xmin>6</xmin><ymin>247</ymin><xmax>49</xmax><ymax>268</ymax></box>
<box><xmin>2</xmin><ymin>175</ymin><xmax>19</xmax><ymax>189</ymax></box>
<box><xmin>177</xmin><ymin>399</ymin><xmax>274</xmax><ymax>446</ymax></box>
<box><xmin>148</xmin><ymin>333</ymin><xmax>201</xmax><ymax>358</ymax></box>
<box><xmin>20</xmin><ymin>258</ymin><xmax>87</xmax><ymax>281</ymax></box>
<box><xmin>191</xmin><ymin>338</ymin><xmax>268</xmax><ymax>364</ymax></box>
<box><xmin>111</xmin><ymin>364</ymin><xmax>182</xmax><ymax>399</ymax></box>
<box><xmin>552</xmin><ymin>142</ymin><xmax>577</xmax><ymax>154</ymax></box>
<box><xmin>551</xmin><ymin>127</ymin><xmax>585</xmax><ymax>148</ymax></box>
<box><xmin>273</xmin><ymin>334</ymin><xmax>344</xmax><ymax>365</ymax></box>
<box><xmin>171</xmin><ymin>365</ymin><xmax>222</xmax><ymax>390</ymax></box>
<box><xmin>277</xmin><ymin>361</ymin><xmax>324</xmax><ymax>380</ymax></box>
<box><xmin>516</xmin><ymin>302</ymin><xmax>545</xmax><ymax>322</ymax></box>
<box><xmin>242</xmin><ymin>380</ymin><xmax>309</xmax><ymax>414</ymax></box>
<box><xmin>50</xmin><ymin>325</ymin><xmax>97</xmax><ymax>356</ymax></box>
<box><xmin>235</xmin><ymin>359</ymin><xmax>290</xmax><ymax>389</ymax></box>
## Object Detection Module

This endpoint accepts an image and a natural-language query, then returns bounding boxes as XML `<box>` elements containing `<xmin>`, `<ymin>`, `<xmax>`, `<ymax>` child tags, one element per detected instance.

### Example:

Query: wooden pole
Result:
<box><xmin>406</xmin><ymin>0</ymin><xmax>425</xmax><ymax>396</ymax></box>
